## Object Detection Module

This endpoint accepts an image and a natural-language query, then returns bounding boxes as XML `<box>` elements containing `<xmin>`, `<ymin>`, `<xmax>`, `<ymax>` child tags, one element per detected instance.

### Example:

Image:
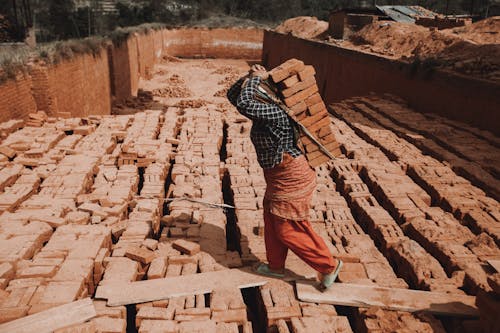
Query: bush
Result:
<box><xmin>0</xmin><ymin>46</ymin><xmax>31</xmax><ymax>83</ymax></box>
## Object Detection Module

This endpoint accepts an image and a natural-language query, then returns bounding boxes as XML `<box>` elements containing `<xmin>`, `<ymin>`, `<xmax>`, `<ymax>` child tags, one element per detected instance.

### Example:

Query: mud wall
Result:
<box><xmin>110</xmin><ymin>28</ymin><xmax>263</xmax><ymax>103</ymax></box>
<box><xmin>43</xmin><ymin>48</ymin><xmax>111</xmax><ymax>118</ymax></box>
<box><xmin>0</xmin><ymin>74</ymin><xmax>37</xmax><ymax>123</ymax></box>
<box><xmin>111</xmin><ymin>36</ymin><xmax>140</xmax><ymax>103</ymax></box>
<box><xmin>262</xmin><ymin>30</ymin><xmax>500</xmax><ymax>135</ymax></box>
<box><xmin>162</xmin><ymin>28</ymin><xmax>263</xmax><ymax>59</ymax></box>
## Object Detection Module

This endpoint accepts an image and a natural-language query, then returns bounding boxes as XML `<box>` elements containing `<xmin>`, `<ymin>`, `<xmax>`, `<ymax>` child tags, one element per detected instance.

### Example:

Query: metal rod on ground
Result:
<box><xmin>163</xmin><ymin>197</ymin><xmax>235</xmax><ymax>210</ymax></box>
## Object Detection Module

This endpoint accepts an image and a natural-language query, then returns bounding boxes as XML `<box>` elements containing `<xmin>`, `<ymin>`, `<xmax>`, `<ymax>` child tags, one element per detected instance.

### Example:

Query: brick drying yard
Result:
<box><xmin>0</xmin><ymin>58</ymin><xmax>499</xmax><ymax>333</ymax></box>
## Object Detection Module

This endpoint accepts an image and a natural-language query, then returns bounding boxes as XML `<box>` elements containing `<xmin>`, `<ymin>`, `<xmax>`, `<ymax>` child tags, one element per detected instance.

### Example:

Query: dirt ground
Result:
<box><xmin>275</xmin><ymin>16</ymin><xmax>329</xmax><ymax>39</ymax></box>
<box><xmin>344</xmin><ymin>17</ymin><xmax>500</xmax><ymax>82</ymax></box>
<box><xmin>276</xmin><ymin>16</ymin><xmax>500</xmax><ymax>82</ymax></box>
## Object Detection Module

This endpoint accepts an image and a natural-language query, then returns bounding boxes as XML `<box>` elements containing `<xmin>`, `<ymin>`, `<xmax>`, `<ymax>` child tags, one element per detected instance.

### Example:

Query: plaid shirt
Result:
<box><xmin>227</xmin><ymin>76</ymin><xmax>302</xmax><ymax>169</ymax></box>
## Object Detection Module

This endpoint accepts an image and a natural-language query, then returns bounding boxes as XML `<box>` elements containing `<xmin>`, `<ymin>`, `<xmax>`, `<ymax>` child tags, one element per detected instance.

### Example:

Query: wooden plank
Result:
<box><xmin>487</xmin><ymin>259</ymin><xmax>500</xmax><ymax>273</ymax></box>
<box><xmin>96</xmin><ymin>269</ymin><xmax>268</xmax><ymax>307</ymax></box>
<box><xmin>296</xmin><ymin>281</ymin><xmax>478</xmax><ymax>317</ymax></box>
<box><xmin>0</xmin><ymin>298</ymin><xmax>96</xmax><ymax>333</ymax></box>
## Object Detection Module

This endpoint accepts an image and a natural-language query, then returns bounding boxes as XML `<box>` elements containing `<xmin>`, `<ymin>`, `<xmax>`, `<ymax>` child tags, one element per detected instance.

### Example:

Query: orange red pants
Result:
<box><xmin>263</xmin><ymin>208</ymin><xmax>337</xmax><ymax>275</ymax></box>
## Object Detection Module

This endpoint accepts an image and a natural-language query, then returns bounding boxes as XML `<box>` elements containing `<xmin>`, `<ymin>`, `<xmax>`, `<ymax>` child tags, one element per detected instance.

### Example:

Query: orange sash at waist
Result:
<box><xmin>263</xmin><ymin>154</ymin><xmax>316</xmax><ymax>220</ymax></box>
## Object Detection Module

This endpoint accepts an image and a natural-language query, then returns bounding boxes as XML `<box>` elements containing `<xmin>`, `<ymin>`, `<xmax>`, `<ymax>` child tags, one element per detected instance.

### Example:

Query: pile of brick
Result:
<box><xmin>1</xmin><ymin>125</ymin><xmax>65</xmax><ymax>167</ymax></box>
<box><xmin>133</xmin><ymin>288</ymin><xmax>252</xmax><ymax>333</ymax></box>
<box><xmin>0</xmin><ymin>224</ymin><xmax>111</xmax><ymax>322</ymax></box>
<box><xmin>1</xmin><ymin>59</ymin><xmax>498</xmax><ymax>333</ymax></box>
<box><xmin>329</xmin><ymin>101</ymin><xmax>499</xmax><ymax>295</ymax></box>
<box><xmin>224</xmin><ymin>110</ymin><xmax>444</xmax><ymax>332</ymax></box>
<box><xmin>0</xmin><ymin>119</ymin><xmax>23</xmax><ymax>142</ymax></box>
<box><xmin>267</xmin><ymin>59</ymin><xmax>342</xmax><ymax>167</ymax></box>
<box><xmin>119</xmin><ymin>111</ymin><xmax>176</xmax><ymax>167</ymax></box>
<box><xmin>26</xmin><ymin>112</ymin><xmax>48</xmax><ymax>127</ymax></box>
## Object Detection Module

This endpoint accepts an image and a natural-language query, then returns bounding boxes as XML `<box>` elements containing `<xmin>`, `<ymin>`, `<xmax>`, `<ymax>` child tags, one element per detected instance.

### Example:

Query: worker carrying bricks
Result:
<box><xmin>227</xmin><ymin>64</ymin><xmax>343</xmax><ymax>290</ymax></box>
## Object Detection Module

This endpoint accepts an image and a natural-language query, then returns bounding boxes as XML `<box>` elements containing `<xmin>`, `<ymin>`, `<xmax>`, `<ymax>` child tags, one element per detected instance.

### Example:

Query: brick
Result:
<box><xmin>142</xmin><ymin>238</ymin><xmax>158</xmax><ymax>251</ymax></box>
<box><xmin>291</xmin><ymin>316</ymin><xmax>352</xmax><ymax>333</ymax></box>
<box><xmin>179</xmin><ymin>320</ymin><xmax>217</xmax><ymax>333</ymax></box>
<box><xmin>175</xmin><ymin>307</ymin><xmax>211</xmax><ymax>321</ymax></box>
<box><xmin>0</xmin><ymin>306</ymin><xmax>29</xmax><ymax>324</ymax></box>
<box><xmin>54</xmin><ymin>322</ymin><xmax>96</xmax><ymax>333</ymax></box>
<box><xmin>284</xmin><ymin>84</ymin><xmax>318</xmax><ymax>107</ymax></box>
<box><xmin>216</xmin><ymin>322</ymin><xmax>239</xmax><ymax>333</ymax></box>
<box><xmin>212</xmin><ymin>309</ymin><xmax>247</xmax><ymax>324</ymax></box>
<box><xmin>308</xmin><ymin>154</ymin><xmax>331</xmax><ymax>168</ymax></box>
<box><xmin>136</xmin><ymin>306</ymin><xmax>174</xmax><ymax>327</ymax></box>
<box><xmin>320</xmin><ymin>133</ymin><xmax>338</xmax><ymax>145</ymax></box>
<box><xmin>0</xmin><ymin>262</ymin><xmax>14</xmax><ymax>280</ymax></box>
<box><xmin>269</xmin><ymin>59</ymin><xmax>305</xmax><ymax>83</ymax></box>
<box><xmin>308</xmin><ymin>101</ymin><xmax>327</xmax><ymax>115</ymax></box>
<box><xmin>139</xmin><ymin>320</ymin><xmax>178</xmax><ymax>333</ymax></box>
<box><xmin>38</xmin><ymin>281</ymin><xmax>84</xmax><ymax>304</ymax></box>
<box><xmin>281</xmin><ymin>75</ymin><xmax>299</xmax><ymax>88</ymax></box>
<box><xmin>298</xmin><ymin>65</ymin><xmax>316</xmax><ymax>81</ymax></box>
<box><xmin>0</xmin><ymin>146</ymin><xmax>16</xmax><ymax>159</ymax></box>
<box><xmin>125</xmin><ymin>247</ymin><xmax>156</xmax><ymax>264</ymax></box>
<box><xmin>290</xmin><ymin>101</ymin><xmax>307</xmax><ymax>116</ymax></box>
<box><xmin>300</xmin><ymin>109</ymin><xmax>327</xmax><ymax>128</ymax></box>
<box><xmin>281</xmin><ymin>77</ymin><xmax>316</xmax><ymax>98</ymax></box>
<box><xmin>172</xmin><ymin>239</ymin><xmax>201</xmax><ymax>255</ymax></box>
<box><xmin>306</xmin><ymin>116</ymin><xmax>331</xmax><ymax>134</ymax></box>
<box><xmin>147</xmin><ymin>257</ymin><xmax>167</xmax><ymax>279</ymax></box>
<box><xmin>92</xmin><ymin>316</ymin><xmax>127</xmax><ymax>333</ymax></box>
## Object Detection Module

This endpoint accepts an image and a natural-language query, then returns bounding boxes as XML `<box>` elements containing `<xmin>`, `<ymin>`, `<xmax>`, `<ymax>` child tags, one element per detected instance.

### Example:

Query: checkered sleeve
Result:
<box><xmin>236</xmin><ymin>77</ymin><xmax>286</xmax><ymax>123</ymax></box>
<box><xmin>227</xmin><ymin>77</ymin><xmax>245</xmax><ymax>107</ymax></box>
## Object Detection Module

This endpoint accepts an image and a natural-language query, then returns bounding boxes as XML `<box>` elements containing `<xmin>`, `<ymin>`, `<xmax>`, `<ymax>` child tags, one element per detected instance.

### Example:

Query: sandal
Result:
<box><xmin>319</xmin><ymin>259</ymin><xmax>343</xmax><ymax>291</ymax></box>
<box><xmin>254</xmin><ymin>263</ymin><xmax>285</xmax><ymax>278</ymax></box>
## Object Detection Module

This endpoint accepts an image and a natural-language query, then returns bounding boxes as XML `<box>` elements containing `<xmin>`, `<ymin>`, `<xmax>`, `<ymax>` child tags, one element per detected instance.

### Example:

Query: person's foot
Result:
<box><xmin>318</xmin><ymin>259</ymin><xmax>343</xmax><ymax>291</ymax></box>
<box><xmin>254</xmin><ymin>263</ymin><xmax>285</xmax><ymax>278</ymax></box>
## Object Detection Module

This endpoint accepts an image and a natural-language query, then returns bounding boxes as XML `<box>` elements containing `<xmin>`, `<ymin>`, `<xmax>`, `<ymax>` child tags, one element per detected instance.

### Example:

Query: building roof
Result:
<box><xmin>375</xmin><ymin>5</ymin><xmax>437</xmax><ymax>23</ymax></box>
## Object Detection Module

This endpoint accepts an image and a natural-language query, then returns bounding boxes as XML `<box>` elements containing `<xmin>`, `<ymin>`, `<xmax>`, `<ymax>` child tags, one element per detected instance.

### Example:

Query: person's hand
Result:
<box><xmin>249</xmin><ymin>64</ymin><xmax>269</xmax><ymax>80</ymax></box>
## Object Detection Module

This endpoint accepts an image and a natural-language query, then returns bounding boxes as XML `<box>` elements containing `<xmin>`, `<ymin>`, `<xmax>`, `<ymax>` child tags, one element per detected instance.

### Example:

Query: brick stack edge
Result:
<box><xmin>268</xmin><ymin>59</ymin><xmax>342</xmax><ymax>167</ymax></box>
<box><xmin>477</xmin><ymin>274</ymin><xmax>500</xmax><ymax>333</ymax></box>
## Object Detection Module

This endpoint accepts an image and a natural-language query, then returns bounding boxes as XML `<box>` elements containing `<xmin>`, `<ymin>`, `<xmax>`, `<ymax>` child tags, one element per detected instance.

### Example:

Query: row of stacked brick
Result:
<box><xmin>0</xmin><ymin>115</ymin><xmax>136</xmax><ymax>329</ymax></box>
<box><xmin>340</xmin><ymin>96</ymin><xmax>500</xmax><ymax>243</ymax></box>
<box><xmin>330</xmin><ymin>102</ymin><xmax>499</xmax><ymax>292</ymax></box>
<box><xmin>128</xmin><ymin>107</ymin><xmax>252</xmax><ymax>333</ymax></box>
<box><xmin>328</xmin><ymin>102</ymin><xmax>499</xmax><ymax>332</ymax></box>
<box><xmin>89</xmin><ymin>109</ymin><xmax>180</xmax><ymax>333</ymax></box>
<box><xmin>366</xmin><ymin>96</ymin><xmax>499</xmax><ymax>179</ymax></box>
<box><xmin>348</xmin><ymin>96</ymin><xmax>500</xmax><ymax>201</ymax></box>
<box><xmin>223</xmin><ymin>108</ymin><xmax>451</xmax><ymax>332</ymax></box>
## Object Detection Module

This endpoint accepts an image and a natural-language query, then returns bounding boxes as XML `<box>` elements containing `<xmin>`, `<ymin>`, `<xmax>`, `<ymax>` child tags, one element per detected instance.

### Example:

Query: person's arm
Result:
<box><xmin>227</xmin><ymin>77</ymin><xmax>245</xmax><ymax>107</ymax></box>
<box><xmin>236</xmin><ymin>76</ymin><xmax>286</xmax><ymax>123</ymax></box>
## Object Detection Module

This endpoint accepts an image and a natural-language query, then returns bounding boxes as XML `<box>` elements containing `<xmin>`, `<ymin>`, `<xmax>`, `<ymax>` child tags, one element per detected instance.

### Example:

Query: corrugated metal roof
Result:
<box><xmin>376</xmin><ymin>5</ymin><xmax>437</xmax><ymax>23</ymax></box>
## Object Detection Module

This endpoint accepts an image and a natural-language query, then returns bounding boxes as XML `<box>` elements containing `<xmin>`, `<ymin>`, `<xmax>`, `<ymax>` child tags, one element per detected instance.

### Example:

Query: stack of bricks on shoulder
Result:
<box><xmin>265</xmin><ymin>59</ymin><xmax>342</xmax><ymax>168</ymax></box>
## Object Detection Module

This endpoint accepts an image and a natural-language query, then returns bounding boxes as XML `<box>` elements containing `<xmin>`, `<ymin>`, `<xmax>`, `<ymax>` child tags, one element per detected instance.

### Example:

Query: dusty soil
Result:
<box><xmin>341</xmin><ymin>17</ymin><xmax>500</xmax><ymax>82</ymax></box>
<box><xmin>275</xmin><ymin>16</ymin><xmax>329</xmax><ymax>39</ymax></box>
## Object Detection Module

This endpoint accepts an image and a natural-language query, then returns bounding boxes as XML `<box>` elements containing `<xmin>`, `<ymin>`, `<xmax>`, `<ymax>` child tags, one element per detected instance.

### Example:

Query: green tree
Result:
<box><xmin>47</xmin><ymin>0</ymin><xmax>78</xmax><ymax>39</ymax></box>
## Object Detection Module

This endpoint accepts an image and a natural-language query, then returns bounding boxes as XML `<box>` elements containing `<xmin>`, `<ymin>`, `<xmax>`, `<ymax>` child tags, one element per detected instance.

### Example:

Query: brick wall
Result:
<box><xmin>111</xmin><ymin>36</ymin><xmax>140</xmax><ymax>103</ymax></box>
<box><xmin>44</xmin><ymin>48</ymin><xmax>111</xmax><ymax>118</ymax></box>
<box><xmin>153</xmin><ymin>30</ymin><xmax>163</xmax><ymax>63</ymax></box>
<box><xmin>0</xmin><ymin>74</ymin><xmax>37</xmax><ymax>122</ymax></box>
<box><xmin>162</xmin><ymin>28</ymin><xmax>263</xmax><ymax>59</ymax></box>
<box><xmin>262</xmin><ymin>30</ymin><xmax>500</xmax><ymax>135</ymax></box>
<box><xmin>137</xmin><ymin>33</ymin><xmax>156</xmax><ymax>79</ymax></box>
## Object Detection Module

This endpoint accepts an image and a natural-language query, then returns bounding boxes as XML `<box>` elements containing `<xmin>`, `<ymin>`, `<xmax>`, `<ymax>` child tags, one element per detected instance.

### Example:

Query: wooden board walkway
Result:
<box><xmin>0</xmin><ymin>298</ymin><xmax>96</xmax><ymax>333</ymax></box>
<box><xmin>95</xmin><ymin>268</ymin><xmax>269</xmax><ymax>306</ymax></box>
<box><xmin>297</xmin><ymin>281</ymin><xmax>479</xmax><ymax>317</ymax></box>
